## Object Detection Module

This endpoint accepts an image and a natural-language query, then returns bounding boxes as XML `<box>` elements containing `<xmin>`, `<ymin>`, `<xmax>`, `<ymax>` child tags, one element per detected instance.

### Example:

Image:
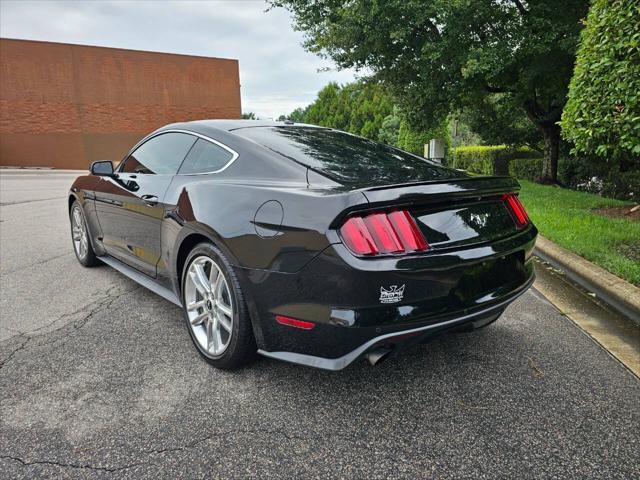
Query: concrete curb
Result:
<box><xmin>534</xmin><ymin>235</ymin><xmax>640</xmax><ymax>324</ymax></box>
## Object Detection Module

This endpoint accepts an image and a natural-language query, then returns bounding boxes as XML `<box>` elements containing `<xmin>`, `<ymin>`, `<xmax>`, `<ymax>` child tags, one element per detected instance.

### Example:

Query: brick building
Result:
<box><xmin>0</xmin><ymin>38</ymin><xmax>241</xmax><ymax>169</ymax></box>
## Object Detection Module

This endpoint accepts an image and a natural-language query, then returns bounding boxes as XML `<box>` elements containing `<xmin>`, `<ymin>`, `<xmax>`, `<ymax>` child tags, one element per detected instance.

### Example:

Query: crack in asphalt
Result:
<box><xmin>23</xmin><ymin>285</ymin><xmax>136</xmax><ymax>336</ymax></box>
<box><xmin>1</xmin><ymin>251</ymin><xmax>75</xmax><ymax>275</ymax></box>
<box><xmin>0</xmin><ymin>335</ymin><xmax>30</xmax><ymax>369</ymax></box>
<box><xmin>0</xmin><ymin>429</ymin><xmax>308</xmax><ymax>474</ymax></box>
<box><xmin>68</xmin><ymin>285</ymin><xmax>140</xmax><ymax>333</ymax></box>
<box><xmin>0</xmin><ymin>454</ymin><xmax>147</xmax><ymax>473</ymax></box>
<box><xmin>0</xmin><ymin>196</ymin><xmax>67</xmax><ymax>206</ymax></box>
<box><xmin>139</xmin><ymin>427</ymin><xmax>320</xmax><ymax>457</ymax></box>
<box><xmin>0</xmin><ymin>286</ymin><xmax>139</xmax><ymax>369</ymax></box>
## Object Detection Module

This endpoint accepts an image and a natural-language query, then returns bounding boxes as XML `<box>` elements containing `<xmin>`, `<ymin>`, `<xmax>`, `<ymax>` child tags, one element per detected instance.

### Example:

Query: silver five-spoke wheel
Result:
<box><xmin>184</xmin><ymin>256</ymin><xmax>234</xmax><ymax>356</ymax></box>
<box><xmin>71</xmin><ymin>205</ymin><xmax>88</xmax><ymax>259</ymax></box>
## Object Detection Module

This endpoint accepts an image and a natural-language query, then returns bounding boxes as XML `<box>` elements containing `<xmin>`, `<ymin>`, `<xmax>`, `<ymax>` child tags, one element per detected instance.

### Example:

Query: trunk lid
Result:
<box><xmin>411</xmin><ymin>197</ymin><xmax>518</xmax><ymax>250</ymax></box>
<box><xmin>351</xmin><ymin>176</ymin><xmax>522</xmax><ymax>251</ymax></box>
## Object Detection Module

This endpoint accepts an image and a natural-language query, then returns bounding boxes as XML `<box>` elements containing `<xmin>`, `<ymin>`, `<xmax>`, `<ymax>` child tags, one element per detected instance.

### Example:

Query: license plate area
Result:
<box><xmin>451</xmin><ymin>251</ymin><xmax>527</xmax><ymax>307</ymax></box>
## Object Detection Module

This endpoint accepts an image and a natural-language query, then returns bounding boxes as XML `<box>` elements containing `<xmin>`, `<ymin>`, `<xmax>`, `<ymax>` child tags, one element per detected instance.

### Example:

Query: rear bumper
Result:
<box><xmin>258</xmin><ymin>273</ymin><xmax>533</xmax><ymax>370</ymax></box>
<box><xmin>239</xmin><ymin>225</ymin><xmax>537</xmax><ymax>368</ymax></box>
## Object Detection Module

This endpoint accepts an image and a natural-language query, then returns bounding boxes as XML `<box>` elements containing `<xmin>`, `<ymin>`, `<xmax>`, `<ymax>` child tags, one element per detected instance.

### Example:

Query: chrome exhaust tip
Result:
<box><xmin>365</xmin><ymin>346</ymin><xmax>393</xmax><ymax>366</ymax></box>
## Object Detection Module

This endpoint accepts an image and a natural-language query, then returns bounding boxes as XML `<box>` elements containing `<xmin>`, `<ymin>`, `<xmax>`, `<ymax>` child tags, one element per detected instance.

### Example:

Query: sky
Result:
<box><xmin>0</xmin><ymin>0</ymin><xmax>358</xmax><ymax>119</ymax></box>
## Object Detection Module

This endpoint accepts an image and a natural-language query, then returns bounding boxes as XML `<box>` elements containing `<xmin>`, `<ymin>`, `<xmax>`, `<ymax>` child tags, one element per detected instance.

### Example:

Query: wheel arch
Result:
<box><xmin>68</xmin><ymin>192</ymin><xmax>80</xmax><ymax>212</ymax></box>
<box><xmin>175</xmin><ymin>232</ymin><xmax>212</xmax><ymax>291</ymax></box>
<box><xmin>173</xmin><ymin>228</ymin><xmax>266</xmax><ymax>349</ymax></box>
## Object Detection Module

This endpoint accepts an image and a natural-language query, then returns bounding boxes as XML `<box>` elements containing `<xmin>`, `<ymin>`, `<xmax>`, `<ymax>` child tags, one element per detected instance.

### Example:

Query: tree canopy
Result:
<box><xmin>561</xmin><ymin>0</ymin><xmax>640</xmax><ymax>163</ymax></box>
<box><xmin>286</xmin><ymin>81</ymin><xmax>395</xmax><ymax>141</ymax></box>
<box><xmin>271</xmin><ymin>0</ymin><xmax>589</xmax><ymax>181</ymax></box>
<box><xmin>284</xmin><ymin>81</ymin><xmax>450</xmax><ymax>156</ymax></box>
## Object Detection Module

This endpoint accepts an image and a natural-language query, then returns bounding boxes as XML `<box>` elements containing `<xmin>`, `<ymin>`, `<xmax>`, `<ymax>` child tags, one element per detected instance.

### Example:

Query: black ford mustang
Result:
<box><xmin>68</xmin><ymin>120</ymin><xmax>537</xmax><ymax>370</ymax></box>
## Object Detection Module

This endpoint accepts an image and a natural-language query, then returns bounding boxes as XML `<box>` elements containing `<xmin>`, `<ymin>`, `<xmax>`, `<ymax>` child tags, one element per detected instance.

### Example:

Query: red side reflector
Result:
<box><xmin>503</xmin><ymin>194</ymin><xmax>529</xmax><ymax>228</ymax></box>
<box><xmin>275</xmin><ymin>315</ymin><xmax>316</xmax><ymax>330</ymax></box>
<box><xmin>339</xmin><ymin>209</ymin><xmax>429</xmax><ymax>256</ymax></box>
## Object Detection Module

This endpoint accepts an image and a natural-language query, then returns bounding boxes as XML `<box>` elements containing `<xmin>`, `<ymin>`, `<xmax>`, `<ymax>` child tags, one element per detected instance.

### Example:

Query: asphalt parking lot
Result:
<box><xmin>1</xmin><ymin>170</ymin><xmax>639</xmax><ymax>479</ymax></box>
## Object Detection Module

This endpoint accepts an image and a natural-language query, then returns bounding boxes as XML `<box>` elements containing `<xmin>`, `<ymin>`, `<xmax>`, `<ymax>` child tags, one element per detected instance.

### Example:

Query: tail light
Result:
<box><xmin>503</xmin><ymin>194</ymin><xmax>529</xmax><ymax>228</ymax></box>
<box><xmin>339</xmin><ymin>209</ymin><xmax>429</xmax><ymax>256</ymax></box>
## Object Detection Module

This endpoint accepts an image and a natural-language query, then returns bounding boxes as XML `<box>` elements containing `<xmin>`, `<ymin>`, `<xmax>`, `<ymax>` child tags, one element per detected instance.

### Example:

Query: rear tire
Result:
<box><xmin>70</xmin><ymin>200</ymin><xmax>101</xmax><ymax>267</ymax></box>
<box><xmin>181</xmin><ymin>242</ymin><xmax>257</xmax><ymax>369</ymax></box>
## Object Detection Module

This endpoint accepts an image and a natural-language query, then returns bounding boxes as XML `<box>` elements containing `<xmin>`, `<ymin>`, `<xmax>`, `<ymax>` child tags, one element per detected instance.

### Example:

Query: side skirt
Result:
<box><xmin>100</xmin><ymin>255</ymin><xmax>182</xmax><ymax>307</ymax></box>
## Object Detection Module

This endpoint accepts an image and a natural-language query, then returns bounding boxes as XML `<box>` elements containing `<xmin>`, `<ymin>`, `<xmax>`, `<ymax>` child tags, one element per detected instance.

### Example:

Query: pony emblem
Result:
<box><xmin>379</xmin><ymin>284</ymin><xmax>405</xmax><ymax>304</ymax></box>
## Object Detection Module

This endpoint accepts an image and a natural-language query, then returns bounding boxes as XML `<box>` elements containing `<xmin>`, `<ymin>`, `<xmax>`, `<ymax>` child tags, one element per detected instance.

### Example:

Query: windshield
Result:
<box><xmin>233</xmin><ymin>126</ymin><xmax>465</xmax><ymax>186</ymax></box>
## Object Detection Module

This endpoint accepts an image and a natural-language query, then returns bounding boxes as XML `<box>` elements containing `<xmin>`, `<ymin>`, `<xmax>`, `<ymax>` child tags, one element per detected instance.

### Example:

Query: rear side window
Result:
<box><xmin>178</xmin><ymin>139</ymin><xmax>235</xmax><ymax>174</ymax></box>
<box><xmin>121</xmin><ymin>132</ymin><xmax>196</xmax><ymax>175</ymax></box>
<box><xmin>234</xmin><ymin>127</ymin><xmax>461</xmax><ymax>185</ymax></box>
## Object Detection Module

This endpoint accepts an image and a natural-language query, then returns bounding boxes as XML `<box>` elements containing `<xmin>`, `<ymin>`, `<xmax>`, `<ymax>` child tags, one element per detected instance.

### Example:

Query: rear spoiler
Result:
<box><xmin>360</xmin><ymin>176</ymin><xmax>520</xmax><ymax>206</ymax></box>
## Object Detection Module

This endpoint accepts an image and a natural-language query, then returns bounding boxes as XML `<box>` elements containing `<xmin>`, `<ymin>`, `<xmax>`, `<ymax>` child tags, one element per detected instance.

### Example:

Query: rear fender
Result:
<box><xmin>168</xmin><ymin>224</ymin><xmax>269</xmax><ymax>349</ymax></box>
<box><xmin>68</xmin><ymin>176</ymin><xmax>106</xmax><ymax>255</ymax></box>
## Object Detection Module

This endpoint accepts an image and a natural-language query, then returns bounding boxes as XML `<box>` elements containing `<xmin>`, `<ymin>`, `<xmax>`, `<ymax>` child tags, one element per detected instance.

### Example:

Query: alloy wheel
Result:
<box><xmin>184</xmin><ymin>256</ymin><xmax>234</xmax><ymax>356</ymax></box>
<box><xmin>71</xmin><ymin>205</ymin><xmax>89</xmax><ymax>259</ymax></box>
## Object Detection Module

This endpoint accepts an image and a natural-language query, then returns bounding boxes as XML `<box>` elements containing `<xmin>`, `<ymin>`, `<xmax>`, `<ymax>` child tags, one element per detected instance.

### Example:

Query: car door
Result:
<box><xmin>94</xmin><ymin>132</ymin><xmax>197</xmax><ymax>277</ymax></box>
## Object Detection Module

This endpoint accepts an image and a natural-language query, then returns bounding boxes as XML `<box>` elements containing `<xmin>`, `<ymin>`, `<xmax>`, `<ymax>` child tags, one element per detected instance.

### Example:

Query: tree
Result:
<box><xmin>561</xmin><ymin>0</ymin><xmax>640</xmax><ymax>162</ymax></box>
<box><xmin>448</xmin><ymin>116</ymin><xmax>483</xmax><ymax>147</ymax></box>
<box><xmin>288</xmin><ymin>107</ymin><xmax>307</xmax><ymax>122</ymax></box>
<box><xmin>379</xmin><ymin>108</ymin><xmax>401</xmax><ymax>145</ymax></box>
<box><xmin>289</xmin><ymin>80</ymin><xmax>395</xmax><ymax>141</ymax></box>
<box><xmin>397</xmin><ymin>118</ymin><xmax>450</xmax><ymax>157</ymax></box>
<box><xmin>304</xmin><ymin>82</ymin><xmax>342</xmax><ymax>128</ymax></box>
<box><xmin>241</xmin><ymin>112</ymin><xmax>256</xmax><ymax>120</ymax></box>
<box><xmin>461</xmin><ymin>95</ymin><xmax>542</xmax><ymax>153</ymax></box>
<box><xmin>271</xmin><ymin>0</ymin><xmax>589</xmax><ymax>182</ymax></box>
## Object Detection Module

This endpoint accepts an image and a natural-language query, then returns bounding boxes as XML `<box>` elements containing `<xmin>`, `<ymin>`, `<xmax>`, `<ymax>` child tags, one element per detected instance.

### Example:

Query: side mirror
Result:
<box><xmin>90</xmin><ymin>160</ymin><xmax>115</xmax><ymax>176</ymax></box>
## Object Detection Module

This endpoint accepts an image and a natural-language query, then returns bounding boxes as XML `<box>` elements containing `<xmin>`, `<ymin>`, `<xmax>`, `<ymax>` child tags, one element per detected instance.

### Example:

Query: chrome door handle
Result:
<box><xmin>141</xmin><ymin>195</ymin><xmax>158</xmax><ymax>206</ymax></box>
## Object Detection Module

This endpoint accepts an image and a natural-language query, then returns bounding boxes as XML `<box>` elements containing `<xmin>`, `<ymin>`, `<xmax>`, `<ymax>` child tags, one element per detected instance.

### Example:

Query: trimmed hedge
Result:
<box><xmin>448</xmin><ymin>145</ymin><xmax>541</xmax><ymax>178</ymax></box>
<box><xmin>510</xmin><ymin>157</ymin><xmax>544</xmax><ymax>181</ymax></box>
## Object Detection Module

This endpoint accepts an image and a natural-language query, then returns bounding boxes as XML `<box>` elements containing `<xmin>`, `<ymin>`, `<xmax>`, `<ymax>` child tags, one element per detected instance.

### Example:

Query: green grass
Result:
<box><xmin>518</xmin><ymin>181</ymin><xmax>640</xmax><ymax>286</ymax></box>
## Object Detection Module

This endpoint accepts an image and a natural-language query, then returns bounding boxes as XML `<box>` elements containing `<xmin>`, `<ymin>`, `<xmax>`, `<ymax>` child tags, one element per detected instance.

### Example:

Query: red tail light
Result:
<box><xmin>503</xmin><ymin>194</ymin><xmax>529</xmax><ymax>228</ymax></box>
<box><xmin>339</xmin><ymin>209</ymin><xmax>429</xmax><ymax>256</ymax></box>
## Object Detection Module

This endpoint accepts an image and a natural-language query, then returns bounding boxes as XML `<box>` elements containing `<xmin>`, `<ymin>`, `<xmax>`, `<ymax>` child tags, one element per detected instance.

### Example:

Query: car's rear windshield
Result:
<box><xmin>233</xmin><ymin>126</ymin><xmax>463</xmax><ymax>185</ymax></box>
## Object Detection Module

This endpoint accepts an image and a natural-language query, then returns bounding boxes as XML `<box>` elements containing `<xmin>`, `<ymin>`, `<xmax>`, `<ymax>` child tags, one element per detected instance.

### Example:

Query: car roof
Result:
<box><xmin>157</xmin><ymin>119</ymin><xmax>322</xmax><ymax>137</ymax></box>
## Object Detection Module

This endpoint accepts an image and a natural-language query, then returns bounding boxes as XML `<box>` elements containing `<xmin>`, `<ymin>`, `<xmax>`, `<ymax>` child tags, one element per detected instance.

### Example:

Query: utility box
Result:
<box><xmin>428</xmin><ymin>139</ymin><xmax>446</xmax><ymax>163</ymax></box>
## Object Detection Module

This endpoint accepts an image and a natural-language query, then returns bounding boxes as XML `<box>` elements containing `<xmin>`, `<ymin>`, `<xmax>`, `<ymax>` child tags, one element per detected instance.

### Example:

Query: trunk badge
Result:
<box><xmin>380</xmin><ymin>284</ymin><xmax>405</xmax><ymax>304</ymax></box>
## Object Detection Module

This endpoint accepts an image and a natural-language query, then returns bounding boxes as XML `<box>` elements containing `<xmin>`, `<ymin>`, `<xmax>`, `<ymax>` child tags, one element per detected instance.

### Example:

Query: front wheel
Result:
<box><xmin>182</xmin><ymin>242</ymin><xmax>256</xmax><ymax>369</ymax></box>
<box><xmin>70</xmin><ymin>201</ymin><xmax>100</xmax><ymax>267</ymax></box>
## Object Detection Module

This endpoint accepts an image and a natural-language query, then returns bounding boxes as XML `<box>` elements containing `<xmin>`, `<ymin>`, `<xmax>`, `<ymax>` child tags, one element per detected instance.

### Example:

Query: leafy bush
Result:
<box><xmin>378</xmin><ymin>108</ymin><xmax>401</xmax><ymax>145</ymax></box>
<box><xmin>448</xmin><ymin>145</ymin><xmax>539</xmax><ymax>177</ymax></box>
<box><xmin>559</xmin><ymin>155</ymin><xmax>640</xmax><ymax>200</ymax></box>
<box><xmin>561</xmin><ymin>0</ymin><xmax>640</xmax><ymax>161</ymax></box>
<box><xmin>397</xmin><ymin>119</ymin><xmax>450</xmax><ymax>157</ymax></box>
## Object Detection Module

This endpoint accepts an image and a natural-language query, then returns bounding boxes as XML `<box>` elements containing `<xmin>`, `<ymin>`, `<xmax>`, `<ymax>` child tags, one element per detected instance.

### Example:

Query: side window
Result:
<box><xmin>121</xmin><ymin>133</ymin><xmax>196</xmax><ymax>175</ymax></box>
<box><xmin>178</xmin><ymin>139</ymin><xmax>235</xmax><ymax>175</ymax></box>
